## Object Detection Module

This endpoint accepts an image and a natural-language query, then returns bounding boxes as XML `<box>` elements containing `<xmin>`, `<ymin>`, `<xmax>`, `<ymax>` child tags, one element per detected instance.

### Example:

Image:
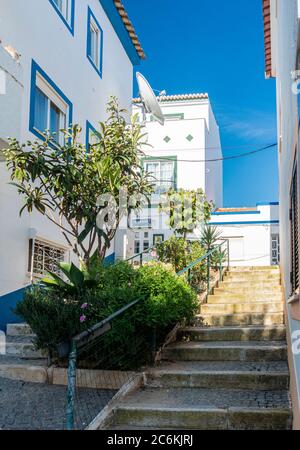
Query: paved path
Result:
<box><xmin>0</xmin><ymin>376</ymin><xmax>116</xmax><ymax>430</ymax></box>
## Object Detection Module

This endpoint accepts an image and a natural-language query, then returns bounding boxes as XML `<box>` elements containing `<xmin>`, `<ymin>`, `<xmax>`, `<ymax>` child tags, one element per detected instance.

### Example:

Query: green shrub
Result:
<box><xmin>157</xmin><ymin>237</ymin><xmax>207</xmax><ymax>291</ymax></box>
<box><xmin>138</xmin><ymin>262</ymin><xmax>198</xmax><ymax>327</ymax></box>
<box><xmin>15</xmin><ymin>287</ymin><xmax>82</xmax><ymax>352</ymax></box>
<box><xmin>15</xmin><ymin>261</ymin><xmax>198</xmax><ymax>369</ymax></box>
<box><xmin>156</xmin><ymin>237</ymin><xmax>188</xmax><ymax>272</ymax></box>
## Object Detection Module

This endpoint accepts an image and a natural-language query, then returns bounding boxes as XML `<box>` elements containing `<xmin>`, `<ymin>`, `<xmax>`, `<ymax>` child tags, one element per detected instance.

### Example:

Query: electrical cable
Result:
<box><xmin>143</xmin><ymin>143</ymin><xmax>277</xmax><ymax>164</ymax></box>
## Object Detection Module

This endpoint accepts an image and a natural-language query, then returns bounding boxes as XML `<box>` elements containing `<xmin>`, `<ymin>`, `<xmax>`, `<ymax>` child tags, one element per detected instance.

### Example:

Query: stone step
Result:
<box><xmin>145</xmin><ymin>366</ymin><xmax>289</xmax><ymax>390</ymax></box>
<box><xmin>161</xmin><ymin>341</ymin><xmax>287</xmax><ymax>362</ymax></box>
<box><xmin>0</xmin><ymin>355</ymin><xmax>48</xmax><ymax>383</ymax></box>
<box><xmin>229</xmin><ymin>266</ymin><xmax>279</xmax><ymax>272</ymax></box>
<box><xmin>6</xmin><ymin>323</ymin><xmax>33</xmax><ymax>337</ymax></box>
<box><xmin>201</xmin><ymin>302</ymin><xmax>283</xmax><ymax>315</ymax></box>
<box><xmin>112</xmin><ymin>387</ymin><xmax>291</xmax><ymax>430</ymax></box>
<box><xmin>207</xmin><ymin>293</ymin><xmax>282</xmax><ymax>303</ymax></box>
<box><xmin>215</xmin><ymin>286</ymin><xmax>281</xmax><ymax>295</ymax></box>
<box><xmin>5</xmin><ymin>336</ymin><xmax>47</xmax><ymax>359</ymax></box>
<box><xmin>194</xmin><ymin>312</ymin><xmax>285</xmax><ymax>327</ymax></box>
<box><xmin>220</xmin><ymin>280</ymin><xmax>281</xmax><ymax>290</ymax></box>
<box><xmin>226</xmin><ymin>274</ymin><xmax>280</xmax><ymax>281</ymax></box>
<box><xmin>179</xmin><ymin>325</ymin><xmax>286</xmax><ymax>342</ymax></box>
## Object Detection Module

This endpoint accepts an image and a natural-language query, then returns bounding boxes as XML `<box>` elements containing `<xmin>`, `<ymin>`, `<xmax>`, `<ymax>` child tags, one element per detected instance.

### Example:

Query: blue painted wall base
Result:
<box><xmin>104</xmin><ymin>252</ymin><xmax>115</xmax><ymax>266</ymax></box>
<box><xmin>0</xmin><ymin>288</ymin><xmax>26</xmax><ymax>332</ymax></box>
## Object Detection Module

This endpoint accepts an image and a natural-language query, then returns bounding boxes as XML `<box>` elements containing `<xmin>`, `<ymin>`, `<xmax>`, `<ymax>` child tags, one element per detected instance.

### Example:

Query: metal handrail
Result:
<box><xmin>176</xmin><ymin>240</ymin><xmax>228</xmax><ymax>276</ymax></box>
<box><xmin>65</xmin><ymin>296</ymin><xmax>146</xmax><ymax>429</ymax></box>
<box><xmin>73</xmin><ymin>297</ymin><xmax>145</xmax><ymax>349</ymax></box>
<box><xmin>176</xmin><ymin>239</ymin><xmax>230</xmax><ymax>297</ymax></box>
<box><xmin>65</xmin><ymin>236</ymin><xmax>230</xmax><ymax>429</ymax></box>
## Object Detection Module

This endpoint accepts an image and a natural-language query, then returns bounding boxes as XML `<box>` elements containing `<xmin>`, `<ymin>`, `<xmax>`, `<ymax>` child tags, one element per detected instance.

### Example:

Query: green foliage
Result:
<box><xmin>159</xmin><ymin>188</ymin><xmax>213</xmax><ymax>237</ymax></box>
<box><xmin>41</xmin><ymin>253</ymin><xmax>104</xmax><ymax>295</ymax></box>
<box><xmin>156</xmin><ymin>236</ymin><xmax>188</xmax><ymax>272</ymax></box>
<box><xmin>4</xmin><ymin>98</ymin><xmax>153</xmax><ymax>261</ymax></box>
<box><xmin>211</xmin><ymin>247</ymin><xmax>228</xmax><ymax>269</ymax></box>
<box><xmin>201</xmin><ymin>225</ymin><xmax>223</xmax><ymax>250</ymax></box>
<box><xmin>15</xmin><ymin>287</ymin><xmax>83</xmax><ymax>352</ymax></box>
<box><xmin>15</xmin><ymin>261</ymin><xmax>197</xmax><ymax>369</ymax></box>
<box><xmin>137</xmin><ymin>262</ymin><xmax>198</xmax><ymax>327</ymax></box>
<box><xmin>156</xmin><ymin>237</ymin><xmax>207</xmax><ymax>291</ymax></box>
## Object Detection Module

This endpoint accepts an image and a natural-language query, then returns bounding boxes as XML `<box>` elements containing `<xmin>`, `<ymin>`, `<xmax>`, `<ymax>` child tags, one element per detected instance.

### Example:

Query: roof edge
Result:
<box><xmin>113</xmin><ymin>0</ymin><xmax>146</xmax><ymax>60</ymax></box>
<box><xmin>263</xmin><ymin>0</ymin><xmax>273</xmax><ymax>78</ymax></box>
<box><xmin>133</xmin><ymin>93</ymin><xmax>209</xmax><ymax>104</ymax></box>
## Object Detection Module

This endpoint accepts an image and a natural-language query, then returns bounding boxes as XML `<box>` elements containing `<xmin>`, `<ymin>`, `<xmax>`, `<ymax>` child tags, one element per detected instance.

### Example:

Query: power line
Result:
<box><xmin>146</xmin><ymin>142</ymin><xmax>277</xmax><ymax>152</ymax></box>
<box><xmin>144</xmin><ymin>143</ymin><xmax>277</xmax><ymax>163</ymax></box>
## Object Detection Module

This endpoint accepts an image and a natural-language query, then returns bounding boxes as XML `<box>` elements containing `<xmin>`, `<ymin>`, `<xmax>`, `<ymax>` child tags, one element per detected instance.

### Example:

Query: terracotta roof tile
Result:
<box><xmin>263</xmin><ymin>0</ymin><xmax>272</xmax><ymax>78</ymax></box>
<box><xmin>113</xmin><ymin>0</ymin><xmax>146</xmax><ymax>60</ymax></box>
<box><xmin>216</xmin><ymin>207</ymin><xmax>258</xmax><ymax>213</ymax></box>
<box><xmin>133</xmin><ymin>93</ymin><xmax>209</xmax><ymax>103</ymax></box>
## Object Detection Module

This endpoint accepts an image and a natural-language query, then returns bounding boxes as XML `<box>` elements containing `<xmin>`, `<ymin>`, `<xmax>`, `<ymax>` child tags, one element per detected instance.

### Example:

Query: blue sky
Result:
<box><xmin>122</xmin><ymin>0</ymin><xmax>278</xmax><ymax>207</ymax></box>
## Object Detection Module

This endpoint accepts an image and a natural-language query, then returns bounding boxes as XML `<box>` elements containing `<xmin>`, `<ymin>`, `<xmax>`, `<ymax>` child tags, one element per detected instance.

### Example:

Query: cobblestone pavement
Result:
<box><xmin>0</xmin><ymin>377</ymin><xmax>116</xmax><ymax>430</ymax></box>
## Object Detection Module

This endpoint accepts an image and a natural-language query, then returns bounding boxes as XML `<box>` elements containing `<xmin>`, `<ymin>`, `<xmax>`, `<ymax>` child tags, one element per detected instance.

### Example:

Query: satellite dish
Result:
<box><xmin>136</xmin><ymin>72</ymin><xmax>165</xmax><ymax>126</ymax></box>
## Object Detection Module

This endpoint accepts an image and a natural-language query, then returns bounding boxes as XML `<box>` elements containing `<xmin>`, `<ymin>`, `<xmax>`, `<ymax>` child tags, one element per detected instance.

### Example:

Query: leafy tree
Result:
<box><xmin>159</xmin><ymin>188</ymin><xmax>213</xmax><ymax>238</ymax></box>
<box><xmin>4</xmin><ymin>98</ymin><xmax>152</xmax><ymax>262</ymax></box>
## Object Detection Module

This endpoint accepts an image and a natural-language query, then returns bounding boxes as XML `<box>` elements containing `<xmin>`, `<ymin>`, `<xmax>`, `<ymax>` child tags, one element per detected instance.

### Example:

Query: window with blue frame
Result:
<box><xmin>30</xmin><ymin>60</ymin><xmax>73</xmax><ymax>146</ymax></box>
<box><xmin>87</xmin><ymin>7</ymin><xmax>103</xmax><ymax>77</ymax></box>
<box><xmin>86</xmin><ymin>121</ymin><xmax>101</xmax><ymax>151</ymax></box>
<box><xmin>49</xmin><ymin>0</ymin><xmax>75</xmax><ymax>34</ymax></box>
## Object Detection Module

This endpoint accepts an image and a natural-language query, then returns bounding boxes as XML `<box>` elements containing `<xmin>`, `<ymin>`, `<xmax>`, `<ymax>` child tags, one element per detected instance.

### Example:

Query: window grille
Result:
<box><xmin>28</xmin><ymin>239</ymin><xmax>66</xmax><ymax>278</ymax></box>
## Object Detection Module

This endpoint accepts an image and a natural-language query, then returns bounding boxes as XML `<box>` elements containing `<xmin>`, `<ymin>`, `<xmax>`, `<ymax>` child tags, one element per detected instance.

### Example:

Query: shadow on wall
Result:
<box><xmin>0</xmin><ymin>287</ymin><xmax>26</xmax><ymax>331</ymax></box>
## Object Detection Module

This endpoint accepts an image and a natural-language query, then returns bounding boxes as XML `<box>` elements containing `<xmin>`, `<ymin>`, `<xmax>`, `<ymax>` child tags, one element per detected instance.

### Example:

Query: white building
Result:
<box><xmin>209</xmin><ymin>203</ymin><xmax>280</xmax><ymax>267</ymax></box>
<box><xmin>263</xmin><ymin>0</ymin><xmax>300</xmax><ymax>428</ymax></box>
<box><xmin>133</xmin><ymin>93</ymin><xmax>223</xmax><ymax>207</ymax></box>
<box><xmin>115</xmin><ymin>93</ymin><xmax>223</xmax><ymax>260</ymax></box>
<box><xmin>0</xmin><ymin>0</ymin><xmax>145</xmax><ymax>329</ymax></box>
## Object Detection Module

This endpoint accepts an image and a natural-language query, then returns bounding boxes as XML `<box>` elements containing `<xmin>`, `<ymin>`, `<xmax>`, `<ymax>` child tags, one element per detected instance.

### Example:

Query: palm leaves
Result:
<box><xmin>42</xmin><ymin>261</ymin><xmax>99</xmax><ymax>295</ymax></box>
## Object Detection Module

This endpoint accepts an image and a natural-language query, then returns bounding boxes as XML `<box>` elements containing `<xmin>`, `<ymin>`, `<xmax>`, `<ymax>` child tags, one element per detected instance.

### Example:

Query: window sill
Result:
<box><xmin>49</xmin><ymin>0</ymin><xmax>75</xmax><ymax>36</ymax></box>
<box><xmin>87</xmin><ymin>55</ymin><xmax>103</xmax><ymax>79</ymax></box>
<box><xmin>30</xmin><ymin>127</ymin><xmax>62</xmax><ymax>150</ymax></box>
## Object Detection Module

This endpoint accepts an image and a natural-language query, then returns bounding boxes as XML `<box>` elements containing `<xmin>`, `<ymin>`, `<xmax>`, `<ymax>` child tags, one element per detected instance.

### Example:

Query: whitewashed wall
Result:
<box><xmin>0</xmin><ymin>0</ymin><xmax>136</xmax><ymax>294</ymax></box>
<box><xmin>116</xmin><ymin>99</ymin><xmax>223</xmax><ymax>261</ymax></box>
<box><xmin>269</xmin><ymin>0</ymin><xmax>300</xmax><ymax>428</ymax></box>
<box><xmin>133</xmin><ymin>98</ymin><xmax>223</xmax><ymax>206</ymax></box>
<box><xmin>209</xmin><ymin>204</ymin><xmax>280</xmax><ymax>267</ymax></box>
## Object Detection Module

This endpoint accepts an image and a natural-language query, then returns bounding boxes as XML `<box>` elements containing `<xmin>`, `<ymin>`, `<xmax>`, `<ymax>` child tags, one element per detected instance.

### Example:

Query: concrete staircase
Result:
<box><xmin>110</xmin><ymin>266</ymin><xmax>293</xmax><ymax>430</ymax></box>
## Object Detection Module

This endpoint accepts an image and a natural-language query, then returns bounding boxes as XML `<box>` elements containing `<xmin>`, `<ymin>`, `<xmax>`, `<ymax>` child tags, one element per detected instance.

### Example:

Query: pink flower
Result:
<box><xmin>80</xmin><ymin>315</ymin><xmax>86</xmax><ymax>323</ymax></box>
<box><xmin>81</xmin><ymin>303</ymin><xmax>88</xmax><ymax>310</ymax></box>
